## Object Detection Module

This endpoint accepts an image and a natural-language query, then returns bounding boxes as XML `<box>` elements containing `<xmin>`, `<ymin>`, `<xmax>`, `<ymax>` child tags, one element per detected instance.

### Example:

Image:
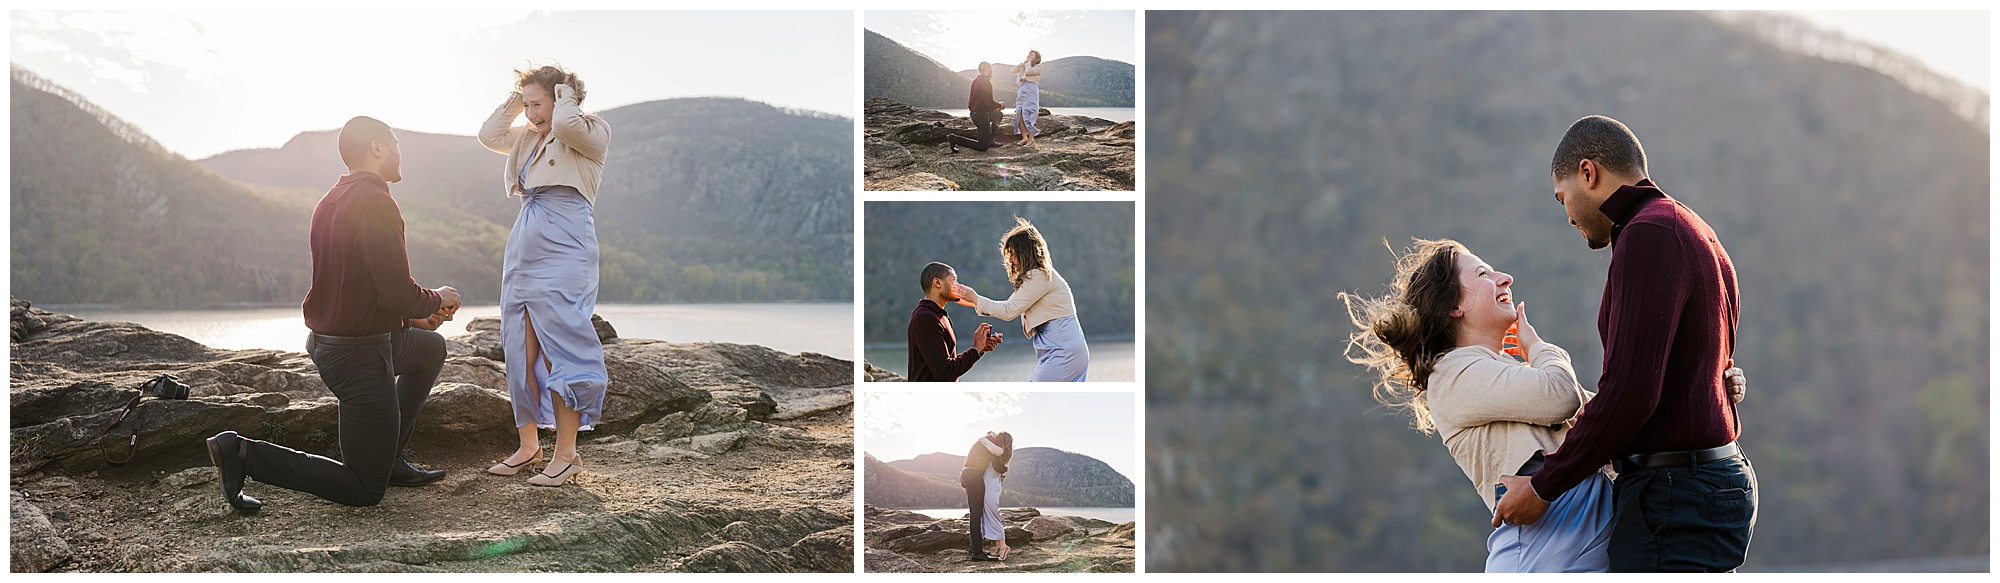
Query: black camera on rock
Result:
<box><xmin>142</xmin><ymin>373</ymin><xmax>191</xmax><ymax>400</ymax></box>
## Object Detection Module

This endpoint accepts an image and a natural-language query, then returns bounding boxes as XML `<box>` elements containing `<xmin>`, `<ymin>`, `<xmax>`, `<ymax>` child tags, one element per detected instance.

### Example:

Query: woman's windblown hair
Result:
<box><xmin>515</xmin><ymin>63</ymin><xmax>586</xmax><ymax>106</ymax></box>
<box><xmin>1000</xmin><ymin>217</ymin><xmax>1053</xmax><ymax>290</ymax></box>
<box><xmin>1339</xmin><ymin>238</ymin><xmax>1467</xmax><ymax>434</ymax></box>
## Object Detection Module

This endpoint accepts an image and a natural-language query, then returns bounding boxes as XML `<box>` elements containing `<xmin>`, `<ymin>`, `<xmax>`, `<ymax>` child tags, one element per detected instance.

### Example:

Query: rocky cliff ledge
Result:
<box><xmin>9</xmin><ymin>297</ymin><xmax>854</xmax><ymax>573</ymax></box>
<box><xmin>863</xmin><ymin>505</ymin><xmax>1134</xmax><ymax>573</ymax></box>
<box><xmin>863</xmin><ymin>97</ymin><xmax>1135</xmax><ymax>191</ymax></box>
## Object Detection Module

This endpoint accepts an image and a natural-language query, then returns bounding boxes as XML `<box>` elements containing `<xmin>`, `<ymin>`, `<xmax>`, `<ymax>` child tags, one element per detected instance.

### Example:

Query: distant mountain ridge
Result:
<box><xmin>864</xmin><ymin>447</ymin><xmax>1135</xmax><ymax>508</ymax></box>
<box><xmin>12</xmin><ymin>65</ymin><xmax>853</xmax><ymax>306</ymax></box>
<box><xmin>11</xmin><ymin>66</ymin><xmax>311</xmax><ymax>306</ymax></box>
<box><xmin>957</xmin><ymin>56</ymin><xmax>1135</xmax><ymax>109</ymax></box>
<box><xmin>864</xmin><ymin>29</ymin><xmax>1134</xmax><ymax>108</ymax></box>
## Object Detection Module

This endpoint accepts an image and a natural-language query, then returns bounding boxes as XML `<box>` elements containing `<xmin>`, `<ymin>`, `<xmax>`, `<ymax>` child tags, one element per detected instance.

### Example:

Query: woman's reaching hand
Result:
<box><xmin>951</xmin><ymin>283</ymin><xmax>980</xmax><ymax>308</ymax></box>
<box><xmin>1502</xmin><ymin>302</ymin><xmax>1540</xmax><ymax>359</ymax></box>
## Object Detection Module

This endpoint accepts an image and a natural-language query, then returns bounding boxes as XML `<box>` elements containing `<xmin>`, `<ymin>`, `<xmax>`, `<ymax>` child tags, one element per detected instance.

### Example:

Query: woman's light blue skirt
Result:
<box><xmin>982</xmin><ymin>467</ymin><xmax>1005</xmax><ymax>540</ymax></box>
<box><xmin>501</xmin><ymin>185</ymin><xmax>608</xmax><ymax>430</ymax></box>
<box><xmin>1028</xmin><ymin>315</ymin><xmax>1090</xmax><ymax>382</ymax></box>
<box><xmin>1015</xmin><ymin>80</ymin><xmax>1041</xmax><ymax>137</ymax></box>
<box><xmin>1485</xmin><ymin>470</ymin><xmax>1613</xmax><ymax>572</ymax></box>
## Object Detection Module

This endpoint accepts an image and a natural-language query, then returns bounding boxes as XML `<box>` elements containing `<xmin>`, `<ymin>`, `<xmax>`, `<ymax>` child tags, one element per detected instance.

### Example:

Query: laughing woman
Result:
<box><xmin>951</xmin><ymin>217</ymin><xmax>1089</xmax><ymax>382</ymax></box>
<box><xmin>1341</xmin><ymin>239</ymin><xmax>1745</xmax><ymax>572</ymax></box>
<box><xmin>477</xmin><ymin>64</ymin><xmax>612</xmax><ymax>487</ymax></box>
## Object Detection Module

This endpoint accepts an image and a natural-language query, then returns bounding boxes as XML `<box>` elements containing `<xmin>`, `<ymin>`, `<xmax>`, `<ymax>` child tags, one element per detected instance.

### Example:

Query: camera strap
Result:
<box><xmin>97</xmin><ymin>389</ymin><xmax>145</xmax><ymax>468</ymax></box>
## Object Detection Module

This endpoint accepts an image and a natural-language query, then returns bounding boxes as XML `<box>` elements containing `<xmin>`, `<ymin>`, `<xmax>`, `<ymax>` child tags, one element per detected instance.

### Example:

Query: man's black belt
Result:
<box><xmin>310</xmin><ymin>332</ymin><xmax>392</xmax><ymax>347</ymax></box>
<box><xmin>1617</xmin><ymin>441</ymin><xmax>1740</xmax><ymax>471</ymax></box>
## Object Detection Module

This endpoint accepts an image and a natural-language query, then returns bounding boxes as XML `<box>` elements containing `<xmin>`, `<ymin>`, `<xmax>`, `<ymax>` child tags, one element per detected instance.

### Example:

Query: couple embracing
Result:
<box><xmin>906</xmin><ymin>218</ymin><xmax>1089</xmax><ymax>383</ymax></box>
<box><xmin>960</xmin><ymin>431</ymin><xmax>1016</xmax><ymax>562</ymax></box>
<box><xmin>1345</xmin><ymin>116</ymin><xmax>1758</xmax><ymax>572</ymax></box>
<box><xmin>205</xmin><ymin>64</ymin><xmax>611</xmax><ymax>512</ymax></box>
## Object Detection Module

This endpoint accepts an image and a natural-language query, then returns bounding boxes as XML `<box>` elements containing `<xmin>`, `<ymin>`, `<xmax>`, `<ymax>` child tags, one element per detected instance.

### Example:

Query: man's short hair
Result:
<box><xmin>338</xmin><ymin>116</ymin><xmax>394</xmax><ymax>169</ymax></box>
<box><xmin>920</xmin><ymin>262</ymin><xmax>954</xmax><ymax>293</ymax></box>
<box><xmin>1550</xmin><ymin>115</ymin><xmax>1647</xmax><ymax>178</ymax></box>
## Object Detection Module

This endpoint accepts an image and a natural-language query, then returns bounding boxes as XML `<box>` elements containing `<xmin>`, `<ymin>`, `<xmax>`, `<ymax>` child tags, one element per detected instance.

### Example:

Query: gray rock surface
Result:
<box><xmin>862</xmin><ymin>504</ymin><xmax>1133</xmax><ymax>573</ymax></box>
<box><xmin>8</xmin><ymin>298</ymin><xmax>854</xmax><ymax>572</ymax></box>
<box><xmin>10</xmin><ymin>491</ymin><xmax>73</xmax><ymax>572</ymax></box>
<box><xmin>863</xmin><ymin>98</ymin><xmax>1135</xmax><ymax>191</ymax></box>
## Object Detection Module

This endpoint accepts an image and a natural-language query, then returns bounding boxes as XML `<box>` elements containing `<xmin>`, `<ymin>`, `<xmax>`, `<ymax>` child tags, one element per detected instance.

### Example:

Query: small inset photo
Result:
<box><xmin>863</xmin><ymin>201</ymin><xmax>1135</xmax><ymax>383</ymax></box>
<box><xmin>863</xmin><ymin>11</ymin><xmax>1136</xmax><ymax>191</ymax></box>
<box><xmin>862</xmin><ymin>391</ymin><xmax>1137</xmax><ymax>572</ymax></box>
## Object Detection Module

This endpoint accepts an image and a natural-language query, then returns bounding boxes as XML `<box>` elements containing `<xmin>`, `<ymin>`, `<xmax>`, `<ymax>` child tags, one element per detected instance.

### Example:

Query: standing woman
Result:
<box><xmin>1009</xmin><ymin>50</ymin><xmax>1043</xmax><ymax>147</ymax></box>
<box><xmin>952</xmin><ymin>218</ymin><xmax>1089</xmax><ymax>382</ymax></box>
<box><xmin>477</xmin><ymin>64</ymin><xmax>612</xmax><ymax>486</ymax></box>
<box><xmin>981</xmin><ymin>432</ymin><xmax>1015</xmax><ymax>560</ymax></box>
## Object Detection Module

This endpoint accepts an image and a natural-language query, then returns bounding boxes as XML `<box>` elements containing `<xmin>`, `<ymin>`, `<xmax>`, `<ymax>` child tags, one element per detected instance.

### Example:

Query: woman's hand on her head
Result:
<box><xmin>554</xmin><ymin>83</ymin><xmax>573</xmax><ymax>102</ymax></box>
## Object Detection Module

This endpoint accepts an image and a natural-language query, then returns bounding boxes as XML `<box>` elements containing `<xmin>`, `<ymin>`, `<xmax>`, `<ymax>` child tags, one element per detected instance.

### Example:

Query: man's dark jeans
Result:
<box><xmin>1609</xmin><ymin>454</ymin><xmax>1758</xmax><ymax>572</ymax></box>
<box><xmin>948</xmin><ymin>110</ymin><xmax>1004</xmax><ymax>152</ymax></box>
<box><xmin>239</xmin><ymin>327</ymin><xmax>444</xmax><ymax>506</ymax></box>
<box><xmin>961</xmin><ymin>466</ymin><xmax>987</xmax><ymax>555</ymax></box>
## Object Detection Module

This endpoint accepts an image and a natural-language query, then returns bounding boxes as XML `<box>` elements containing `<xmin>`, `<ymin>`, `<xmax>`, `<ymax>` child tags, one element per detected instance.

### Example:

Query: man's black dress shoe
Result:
<box><xmin>969</xmin><ymin>553</ymin><xmax>1001</xmax><ymax>562</ymax></box>
<box><xmin>205</xmin><ymin>431</ymin><xmax>263</xmax><ymax>513</ymax></box>
<box><xmin>389</xmin><ymin>459</ymin><xmax>447</xmax><ymax>487</ymax></box>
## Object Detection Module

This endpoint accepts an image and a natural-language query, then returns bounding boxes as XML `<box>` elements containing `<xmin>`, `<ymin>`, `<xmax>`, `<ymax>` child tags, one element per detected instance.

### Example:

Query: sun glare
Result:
<box><xmin>863</xmin><ymin>392</ymin><xmax>1025</xmax><ymax>460</ymax></box>
<box><xmin>908</xmin><ymin>11</ymin><xmax>1058</xmax><ymax>72</ymax></box>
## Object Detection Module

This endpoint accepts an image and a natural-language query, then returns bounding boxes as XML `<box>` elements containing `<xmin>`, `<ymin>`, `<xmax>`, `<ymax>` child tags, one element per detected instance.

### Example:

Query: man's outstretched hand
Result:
<box><xmin>1492</xmin><ymin>474</ymin><xmax>1551</xmax><ymax>528</ymax></box>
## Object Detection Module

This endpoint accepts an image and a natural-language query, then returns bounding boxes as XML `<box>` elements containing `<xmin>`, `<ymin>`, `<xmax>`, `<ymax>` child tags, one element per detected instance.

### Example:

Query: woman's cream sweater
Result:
<box><xmin>973</xmin><ymin>268</ymin><xmax>1076</xmax><ymax>338</ymax></box>
<box><xmin>1425</xmin><ymin>342</ymin><xmax>1594</xmax><ymax>512</ymax></box>
<box><xmin>1011</xmin><ymin>61</ymin><xmax>1043</xmax><ymax>85</ymax></box>
<box><xmin>478</xmin><ymin>84</ymin><xmax>612</xmax><ymax>204</ymax></box>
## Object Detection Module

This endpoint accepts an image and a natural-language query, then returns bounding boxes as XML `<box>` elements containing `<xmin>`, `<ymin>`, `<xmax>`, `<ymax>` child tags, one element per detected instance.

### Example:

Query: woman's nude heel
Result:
<box><xmin>486</xmin><ymin>450</ymin><xmax>543</xmax><ymax>476</ymax></box>
<box><xmin>527</xmin><ymin>454</ymin><xmax>583</xmax><ymax>486</ymax></box>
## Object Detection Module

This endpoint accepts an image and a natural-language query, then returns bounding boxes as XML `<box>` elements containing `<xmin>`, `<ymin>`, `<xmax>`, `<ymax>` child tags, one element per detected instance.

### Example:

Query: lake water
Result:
<box><xmin>903</xmin><ymin>507</ymin><xmax>1135</xmax><ymax>524</ymax></box>
<box><xmin>863</xmin><ymin>340</ymin><xmax>1133</xmax><ymax>382</ymax></box>
<box><xmin>935</xmin><ymin>107</ymin><xmax>1135</xmax><ymax>123</ymax></box>
<box><xmin>52</xmin><ymin>302</ymin><xmax>855</xmax><ymax>358</ymax></box>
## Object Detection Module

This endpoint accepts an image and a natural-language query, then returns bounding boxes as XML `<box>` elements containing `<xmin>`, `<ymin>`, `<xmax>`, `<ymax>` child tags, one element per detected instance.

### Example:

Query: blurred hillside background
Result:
<box><xmin>1145</xmin><ymin>11</ymin><xmax>1987</xmax><ymax>572</ymax></box>
<box><xmin>11</xmin><ymin>67</ymin><xmax>852</xmax><ymax>306</ymax></box>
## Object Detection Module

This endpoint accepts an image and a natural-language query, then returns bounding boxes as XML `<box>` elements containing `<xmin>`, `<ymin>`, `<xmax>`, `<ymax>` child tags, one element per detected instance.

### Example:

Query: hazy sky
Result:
<box><xmin>864</xmin><ymin>391</ymin><xmax>1137</xmax><ymax>484</ymax></box>
<box><xmin>10</xmin><ymin>11</ymin><xmax>855</xmax><ymax>159</ymax></box>
<box><xmin>866</xmin><ymin>11</ymin><xmax>1136</xmax><ymax>72</ymax></box>
<box><xmin>1793</xmin><ymin>10</ymin><xmax>1988</xmax><ymax>91</ymax></box>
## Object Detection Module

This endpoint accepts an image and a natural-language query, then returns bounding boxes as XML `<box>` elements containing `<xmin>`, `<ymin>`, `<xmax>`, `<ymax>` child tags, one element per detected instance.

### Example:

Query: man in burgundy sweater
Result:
<box><xmin>907</xmin><ymin>262</ymin><xmax>1000</xmax><ymax>381</ymax></box>
<box><xmin>947</xmin><ymin>62</ymin><xmax>1008</xmax><ymax>153</ymax></box>
<box><xmin>1491</xmin><ymin>116</ymin><xmax>1754</xmax><ymax>571</ymax></box>
<box><xmin>205</xmin><ymin>117</ymin><xmax>462</xmax><ymax>512</ymax></box>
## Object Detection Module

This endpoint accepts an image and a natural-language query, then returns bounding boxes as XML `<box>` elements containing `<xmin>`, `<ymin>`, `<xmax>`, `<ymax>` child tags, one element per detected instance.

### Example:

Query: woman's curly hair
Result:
<box><xmin>999</xmin><ymin>217</ymin><xmax>1054</xmax><ymax>290</ymax></box>
<box><xmin>515</xmin><ymin>63</ymin><xmax>586</xmax><ymax>106</ymax></box>
<box><xmin>1338</xmin><ymin>238</ymin><xmax>1468</xmax><ymax>434</ymax></box>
